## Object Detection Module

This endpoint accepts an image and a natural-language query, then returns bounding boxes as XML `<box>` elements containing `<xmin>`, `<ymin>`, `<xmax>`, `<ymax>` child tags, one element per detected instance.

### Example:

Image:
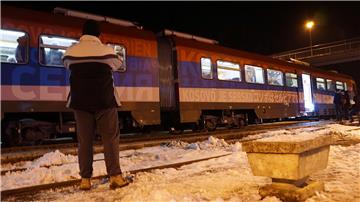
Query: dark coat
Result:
<box><xmin>63</xmin><ymin>35</ymin><xmax>122</xmax><ymax>111</ymax></box>
<box><xmin>333</xmin><ymin>92</ymin><xmax>342</xmax><ymax>106</ymax></box>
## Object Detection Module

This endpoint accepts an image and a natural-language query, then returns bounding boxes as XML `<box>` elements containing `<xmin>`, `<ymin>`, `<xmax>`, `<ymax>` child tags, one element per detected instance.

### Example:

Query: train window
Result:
<box><xmin>0</xmin><ymin>29</ymin><xmax>29</xmax><ymax>64</ymax></box>
<box><xmin>267</xmin><ymin>69</ymin><xmax>284</xmax><ymax>86</ymax></box>
<box><xmin>244</xmin><ymin>65</ymin><xmax>264</xmax><ymax>84</ymax></box>
<box><xmin>39</xmin><ymin>35</ymin><xmax>78</xmax><ymax>67</ymax></box>
<box><xmin>326</xmin><ymin>79</ymin><xmax>335</xmax><ymax>91</ymax></box>
<box><xmin>216</xmin><ymin>60</ymin><xmax>241</xmax><ymax>82</ymax></box>
<box><xmin>285</xmin><ymin>73</ymin><xmax>298</xmax><ymax>87</ymax></box>
<box><xmin>316</xmin><ymin>78</ymin><xmax>326</xmax><ymax>91</ymax></box>
<box><xmin>336</xmin><ymin>81</ymin><xmax>344</xmax><ymax>90</ymax></box>
<box><xmin>200</xmin><ymin>57</ymin><xmax>213</xmax><ymax>79</ymax></box>
<box><xmin>107</xmin><ymin>43</ymin><xmax>126</xmax><ymax>72</ymax></box>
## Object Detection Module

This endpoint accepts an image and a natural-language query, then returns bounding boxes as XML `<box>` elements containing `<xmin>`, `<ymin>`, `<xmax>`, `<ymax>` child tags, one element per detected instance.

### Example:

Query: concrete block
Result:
<box><xmin>242</xmin><ymin>134</ymin><xmax>332</xmax><ymax>154</ymax></box>
<box><xmin>243</xmin><ymin>134</ymin><xmax>331</xmax><ymax>180</ymax></box>
<box><xmin>246</xmin><ymin>146</ymin><xmax>330</xmax><ymax>180</ymax></box>
<box><xmin>243</xmin><ymin>134</ymin><xmax>330</xmax><ymax>201</ymax></box>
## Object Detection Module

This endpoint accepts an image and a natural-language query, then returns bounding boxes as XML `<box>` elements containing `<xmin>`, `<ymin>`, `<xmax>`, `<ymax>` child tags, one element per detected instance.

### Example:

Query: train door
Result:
<box><xmin>302</xmin><ymin>73</ymin><xmax>315</xmax><ymax>113</ymax></box>
<box><xmin>157</xmin><ymin>36</ymin><xmax>180</xmax><ymax>130</ymax></box>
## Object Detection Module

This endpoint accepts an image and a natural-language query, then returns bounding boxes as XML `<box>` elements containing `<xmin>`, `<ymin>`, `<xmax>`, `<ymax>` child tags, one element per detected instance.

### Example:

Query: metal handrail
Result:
<box><xmin>271</xmin><ymin>37</ymin><xmax>360</xmax><ymax>61</ymax></box>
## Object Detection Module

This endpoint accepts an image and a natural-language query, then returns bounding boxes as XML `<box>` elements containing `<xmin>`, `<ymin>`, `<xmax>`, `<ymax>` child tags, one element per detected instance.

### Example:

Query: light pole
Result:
<box><xmin>305</xmin><ymin>21</ymin><xmax>314</xmax><ymax>56</ymax></box>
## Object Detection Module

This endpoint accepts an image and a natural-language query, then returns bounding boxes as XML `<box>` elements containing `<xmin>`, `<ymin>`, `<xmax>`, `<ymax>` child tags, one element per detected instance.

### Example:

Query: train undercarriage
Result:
<box><xmin>1</xmin><ymin>106</ymin><xmax>335</xmax><ymax>147</ymax></box>
<box><xmin>1</xmin><ymin>111</ymin><xmax>142</xmax><ymax>147</ymax></box>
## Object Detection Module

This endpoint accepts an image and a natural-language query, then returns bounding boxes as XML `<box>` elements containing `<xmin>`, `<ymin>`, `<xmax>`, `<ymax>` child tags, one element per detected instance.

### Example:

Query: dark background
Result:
<box><xmin>4</xmin><ymin>1</ymin><xmax>360</xmax><ymax>54</ymax></box>
<box><xmin>3</xmin><ymin>1</ymin><xmax>360</xmax><ymax>87</ymax></box>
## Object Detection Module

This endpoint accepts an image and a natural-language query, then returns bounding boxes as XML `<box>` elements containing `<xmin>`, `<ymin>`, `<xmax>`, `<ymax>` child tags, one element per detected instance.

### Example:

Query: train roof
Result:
<box><xmin>1</xmin><ymin>6</ymin><xmax>156</xmax><ymax>41</ymax></box>
<box><xmin>170</xmin><ymin>35</ymin><xmax>353</xmax><ymax>81</ymax></box>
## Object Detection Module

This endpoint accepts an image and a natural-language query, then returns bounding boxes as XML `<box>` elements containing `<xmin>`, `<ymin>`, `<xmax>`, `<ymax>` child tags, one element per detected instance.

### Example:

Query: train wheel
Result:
<box><xmin>192</xmin><ymin>122</ymin><xmax>202</xmax><ymax>132</ymax></box>
<box><xmin>2</xmin><ymin>121</ymin><xmax>21</xmax><ymax>147</ymax></box>
<box><xmin>141</xmin><ymin>125</ymin><xmax>152</xmax><ymax>134</ymax></box>
<box><xmin>21</xmin><ymin>127</ymin><xmax>45</xmax><ymax>145</ymax></box>
<box><xmin>237</xmin><ymin>118</ymin><xmax>245</xmax><ymax>128</ymax></box>
<box><xmin>169</xmin><ymin>127</ymin><xmax>183</xmax><ymax>135</ymax></box>
<box><xmin>225</xmin><ymin>122</ymin><xmax>234</xmax><ymax>129</ymax></box>
<box><xmin>72</xmin><ymin>132</ymin><xmax>78</xmax><ymax>142</ymax></box>
<box><xmin>205</xmin><ymin>119</ymin><xmax>217</xmax><ymax>131</ymax></box>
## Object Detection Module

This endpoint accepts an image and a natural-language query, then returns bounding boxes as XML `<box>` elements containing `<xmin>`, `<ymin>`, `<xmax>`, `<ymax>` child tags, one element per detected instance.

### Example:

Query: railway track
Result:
<box><xmin>1</xmin><ymin>120</ymin><xmax>326</xmax><ymax>164</ymax></box>
<box><xmin>1</xmin><ymin>120</ymin><xmax>313</xmax><ymax>153</ymax></box>
<box><xmin>226</xmin><ymin>126</ymin><xmax>328</xmax><ymax>144</ymax></box>
<box><xmin>1</xmin><ymin>152</ymin><xmax>139</xmax><ymax>175</ymax></box>
<box><xmin>1</xmin><ymin>153</ymin><xmax>232</xmax><ymax>200</ymax></box>
<box><xmin>1</xmin><ymin>120</ymin><xmax>331</xmax><ymax>176</ymax></box>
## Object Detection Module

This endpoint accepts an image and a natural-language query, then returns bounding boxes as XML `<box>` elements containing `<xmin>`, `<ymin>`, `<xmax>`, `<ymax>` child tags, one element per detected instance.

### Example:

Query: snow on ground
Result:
<box><xmin>240</xmin><ymin>123</ymin><xmax>360</xmax><ymax>143</ymax></box>
<box><xmin>1</xmin><ymin>137</ymin><xmax>231</xmax><ymax>191</ymax></box>
<box><xmin>327</xmin><ymin>123</ymin><xmax>360</xmax><ymax>142</ymax></box>
<box><xmin>31</xmin><ymin>150</ymin><xmax>78</xmax><ymax>168</ymax></box>
<box><xmin>308</xmin><ymin>144</ymin><xmax>360</xmax><ymax>202</ymax></box>
<box><xmin>256</xmin><ymin>130</ymin><xmax>327</xmax><ymax>142</ymax></box>
<box><xmin>1</xmin><ymin>123</ymin><xmax>360</xmax><ymax>202</ymax></box>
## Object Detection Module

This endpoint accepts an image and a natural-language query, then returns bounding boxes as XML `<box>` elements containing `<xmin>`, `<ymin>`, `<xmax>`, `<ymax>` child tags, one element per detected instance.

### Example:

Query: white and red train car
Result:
<box><xmin>1</xmin><ymin>6</ymin><xmax>160</xmax><ymax>145</ymax></box>
<box><xmin>157</xmin><ymin>30</ymin><xmax>356</xmax><ymax>129</ymax></box>
<box><xmin>1</xmin><ymin>6</ymin><xmax>356</xmax><ymax>146</ymax></box>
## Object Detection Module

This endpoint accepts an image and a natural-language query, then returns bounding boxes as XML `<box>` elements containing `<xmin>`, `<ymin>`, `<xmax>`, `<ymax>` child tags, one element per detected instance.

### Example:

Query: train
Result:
<box><xmin>1</xmin><ymin>6</ymin><xmax>357</xmax><ymax>146</ymax></box>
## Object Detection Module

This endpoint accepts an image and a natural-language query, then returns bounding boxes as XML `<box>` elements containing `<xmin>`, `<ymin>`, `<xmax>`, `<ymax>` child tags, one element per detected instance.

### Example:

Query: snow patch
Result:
<box><xmin>185</xmin><ymin>143</ymin><xmax>200</xmax><ymax>150</ymax></box>
<box><xmin>30</xmin><ymin>150</ymin><xmax>77</xmax><ymax>168</ymax></box>
<box><xmin>231</xmin><ymin>142</ymin><xmax>242</xmax><ymax>152</ymax></box>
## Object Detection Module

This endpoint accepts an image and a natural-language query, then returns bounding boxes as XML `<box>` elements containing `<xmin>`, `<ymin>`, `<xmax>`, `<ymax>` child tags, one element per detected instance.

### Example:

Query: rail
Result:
<box><xmin>1</xmin><ymin>120</ymin><xmax>315</xmax><ymax>164</ymax></box>
<box><xmin>1</xmin><ymin>153</ymin><xmax>232</xmax><ymax>199</ymax></box>
<box><xmin>271</xmin><ymin>37</ymin><xmax>360</xmax><ymax>61</ymax></box>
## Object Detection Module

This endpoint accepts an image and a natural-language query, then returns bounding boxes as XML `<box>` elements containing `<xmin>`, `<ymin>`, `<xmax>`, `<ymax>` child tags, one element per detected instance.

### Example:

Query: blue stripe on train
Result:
<box><xmin>1</xmin><ymin>48</ymin><xmax>159</xmax><ymax>87</ymax></box>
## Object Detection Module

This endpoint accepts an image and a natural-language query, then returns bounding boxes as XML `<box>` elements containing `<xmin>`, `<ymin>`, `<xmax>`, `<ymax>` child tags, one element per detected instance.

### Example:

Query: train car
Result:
<box><xmin>157</xmin><ymin>30</ymin><xmax>356</xmax><ymax>130</ymax></box>
<box><xmin>1</xmin><ymin>6</ymin><xmax>160</xmax><ymax>146</ymax></box>
<box><xmin>1</xmin><ymin>6</ymin><xmax>357</xmax><ymax>146</ymax></box>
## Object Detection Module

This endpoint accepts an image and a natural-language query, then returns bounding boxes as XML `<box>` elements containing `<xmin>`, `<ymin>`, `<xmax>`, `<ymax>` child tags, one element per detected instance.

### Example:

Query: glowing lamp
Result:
<box><xmin>305</xmin><ymin>21</ymin><xmax>314</xmax><ymax>29</ymax></box>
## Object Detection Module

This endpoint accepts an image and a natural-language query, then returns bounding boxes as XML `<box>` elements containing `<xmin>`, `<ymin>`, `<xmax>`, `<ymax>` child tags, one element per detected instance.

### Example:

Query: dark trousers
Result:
<box><xmin>74</xmin><ymin>108</ymin><xmax>121</xmax><ymax>178</ymax></box>
<box><xmin>343</xmin><ymin>106</ymin><xmax>350</xmax><ymax>120</ymax></box>
<box><xmin>335</xmin><ymin>104</ymin><xmax>342</xmax><ymax>121</ymax></box>
<box><xmin>350</xmin><ymin>108</ymin><xmax>360</xmax><ymax>122</ymax></box>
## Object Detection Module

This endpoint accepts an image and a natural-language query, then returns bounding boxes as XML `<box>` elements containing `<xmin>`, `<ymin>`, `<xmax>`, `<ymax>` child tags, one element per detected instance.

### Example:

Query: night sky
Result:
<box><xmin>4</xmin><ymin>2</ymin><xmax>360</xmax><ymax>55</ymax></box>
<box><xmin>3</xmin><ymin>1</ymin><xmax>360</xmax><ymax>85</ymax></box>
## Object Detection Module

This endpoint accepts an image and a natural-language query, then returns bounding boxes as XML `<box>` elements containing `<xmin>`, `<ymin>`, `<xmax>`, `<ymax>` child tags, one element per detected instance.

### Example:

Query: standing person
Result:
<box><xmin>15</xmin><ymin>36</ymin><xmax>28</xmax><ymax>63</ymax></box>
<box><xmin>343</xmin><ymin>91</ymin><xmax>351</xmax><ymax>120</ymax></box>
<box><xmin>349</xmin><ymin>94</ymin><xmax>360</xmax><ymax>123</ymax></box>
<box><xmin>333</xmin><ymin>89</ymin><xmax>343</xmax><ymax>122</ymax></box>
<box><xmin>63</xmin><ymin>20</ymin><xmax>127</xmax><ymax>190</ymax></box>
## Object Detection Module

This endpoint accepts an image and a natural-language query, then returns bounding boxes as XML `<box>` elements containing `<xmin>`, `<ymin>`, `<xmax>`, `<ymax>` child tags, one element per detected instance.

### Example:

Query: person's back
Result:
<box><xmin>333</xmin><ymin>91</ymin><xmax>341</xmax><ymax>106</ymax></box>
<box><xmin>62</xmin><ymin>20</ymin><xmax>127</xmax><ymax>191</ymax></box>
<box><xmin>342</xmin><ymin>91</ymin><xmax>351</xmax><ymax>120</ymax></box>
<box><xmin>63</xmin><ymin>27</ymin><xmax>121</xmax><ymax>111</ymax></box>
<box><xmin>344</xmin><ymin>91</ymin><xmax>350</xmax><ymax>107</ymax></box>
<box><xmin>333</xmin><ymin>90</ymin><xmax>343</xmax><ymax>121</ymax></box>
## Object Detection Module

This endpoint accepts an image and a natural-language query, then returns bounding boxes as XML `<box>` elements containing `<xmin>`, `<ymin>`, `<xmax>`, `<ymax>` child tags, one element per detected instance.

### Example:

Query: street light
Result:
<box><xmin>305</xmin><ymin>20</ymin><xmax>314</xmax><ymax>56</ymax></box>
